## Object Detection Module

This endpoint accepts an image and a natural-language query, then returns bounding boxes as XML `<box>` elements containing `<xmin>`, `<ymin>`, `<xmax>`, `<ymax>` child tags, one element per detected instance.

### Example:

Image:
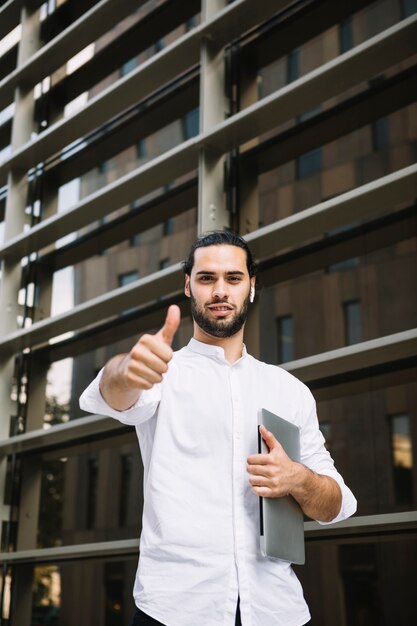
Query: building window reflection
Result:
<box><xmin>277</xmin><ymin>315</ymin><xmax>294</xmax><ymax>363</ymax></box>
<box><xmin>182</xmin><ymin>108</ymin><xmax>199</xmax><ymax>140</ymax></box>
<box><xmin>343</xmin><ymin>300</ymin><xmax>362</xmax><ymax>346</ymax></box>
<box><xmin>287</xmin><ymin>49</ymin><xmax>299</xmax><ymax>83</ymax></box>
<box><xmin>118</xmin><ymin>271</ymin><xmax>139</xmax><ymax>287</ymax></box>
<box><xmin>296</xmin><ymin>147</ymin><xmax>322</xmax><ymax>180</ymax></box>
<box><xmin>319</xmin><ymin>421</ymin><xmax>332</xmax><ymax>452</ymax></box>
<box><xmin>86</xmin><ymin>456</ymin><xmax>99</xmax><ymax>530</ymax></box>
<box><xmin>372</xmin><ymin>116</ymin><xmax>390</xmax><ymax>151</ymax></box>
<box><xmin>401</xmin><ymin>0</ymin><xmax>417</xmax><ymax>18</ymax></box>
<box><xmin>340</xmin><ymin>17</ymin><xmax>353</xmax><ymax>53</ymax></box>
<box><xmin>119</xmin><ymin>454</ymin><xmax>134</xmax><ymax>527</ymax></box>
<box><xmin>389</xmin><ymin>413</ymin><xmax>413</xmax><ymax>506</ymax></box>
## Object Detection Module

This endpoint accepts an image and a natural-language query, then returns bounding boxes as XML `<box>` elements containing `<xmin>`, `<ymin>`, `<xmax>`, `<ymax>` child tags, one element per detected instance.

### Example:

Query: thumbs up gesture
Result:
<box><xmin>123</xmin><ymin>304</ymin><xmax>181</xmax><ymax>391</ymax></box>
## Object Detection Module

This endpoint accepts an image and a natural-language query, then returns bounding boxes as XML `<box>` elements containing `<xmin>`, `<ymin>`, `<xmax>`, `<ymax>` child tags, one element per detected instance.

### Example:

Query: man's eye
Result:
<box><xmin>228</xmin><ymin>276</ymin><xmax>241</xmax><ymax>282</ymax></box>
<box><xmin>200</xmin><ymin>276</ymin><xmax>213</xmax><ymax>282</ymax></box>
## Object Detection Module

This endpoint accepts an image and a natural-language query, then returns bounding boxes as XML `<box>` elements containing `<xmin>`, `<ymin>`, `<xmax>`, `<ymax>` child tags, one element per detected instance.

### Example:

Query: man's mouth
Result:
<box><xmin>207</xmin><ymin>303</ymin><xmax>234</xmax><ymax>316</ymax></box>
<box><xmin>207</xmin><ymin>303</ymin><xmax>234</xmax><ymax>310</ymax></box>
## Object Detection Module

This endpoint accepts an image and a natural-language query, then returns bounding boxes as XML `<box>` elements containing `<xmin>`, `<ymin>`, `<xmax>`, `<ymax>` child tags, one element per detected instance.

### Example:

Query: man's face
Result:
<box><xmin>185</xmin><ymin>245</ymin><xmax>254</xmax><ymax>339</ymax></box>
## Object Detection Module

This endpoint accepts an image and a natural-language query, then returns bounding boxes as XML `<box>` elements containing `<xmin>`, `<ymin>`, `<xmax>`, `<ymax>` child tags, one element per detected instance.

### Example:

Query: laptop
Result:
<box><xmin>258</xmin><ymin>408</ymin><xmax>305</xmax><ymax>564</ymax></box>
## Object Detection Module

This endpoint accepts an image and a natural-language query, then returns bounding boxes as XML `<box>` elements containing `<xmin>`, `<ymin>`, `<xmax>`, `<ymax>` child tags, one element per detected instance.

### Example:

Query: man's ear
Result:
<box><xmin>184</xmin><ymin>275</ymin><xmax>191</xmax><ymax>298</ymax></box>
<box><xmin>250</xmin><ymin>277</ymin><xmax>256</xmax><ymax>302</ymax></box>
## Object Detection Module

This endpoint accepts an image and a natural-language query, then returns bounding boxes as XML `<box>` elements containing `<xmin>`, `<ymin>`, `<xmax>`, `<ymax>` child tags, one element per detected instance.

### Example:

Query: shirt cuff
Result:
<box><xmin>316</xmin><ymin>470</ymin><xmax>357</xmax><ymax>525</ymax></box>
<box><xmin>79</xmin><ymin>369</ymin><xmax>159</xmax><ymax>425</ymax></box>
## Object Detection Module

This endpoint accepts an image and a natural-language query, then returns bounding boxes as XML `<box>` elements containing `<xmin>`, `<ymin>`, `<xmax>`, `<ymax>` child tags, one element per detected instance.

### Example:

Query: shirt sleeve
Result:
<box><xmin>79</xmin><ymin>368</ymin><xmax>161</xmax><ymax>426</ymax></box>
<box><xmin>298</xmin><ymin>386</ymin><xmax>357</xmax><ymax>525</ymax></box>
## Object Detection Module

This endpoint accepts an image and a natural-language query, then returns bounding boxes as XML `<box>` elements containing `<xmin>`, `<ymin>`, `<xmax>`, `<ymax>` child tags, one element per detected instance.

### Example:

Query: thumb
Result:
<box><xmin>158</xmin><ymin>304</ymin><xmax>181</xmax><ymax>345</ymax></box>
<box><xmin>259</xmin><ymin>424</ymin><xmax>279</xmax><ymax>452</ymax></box>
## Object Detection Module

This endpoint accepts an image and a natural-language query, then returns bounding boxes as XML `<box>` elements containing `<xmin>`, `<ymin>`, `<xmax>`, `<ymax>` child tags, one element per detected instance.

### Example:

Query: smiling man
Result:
<box><xmin>80</xmin><ymin>231</ymin><xmax>356</xmax><ymax>626</ymax></box>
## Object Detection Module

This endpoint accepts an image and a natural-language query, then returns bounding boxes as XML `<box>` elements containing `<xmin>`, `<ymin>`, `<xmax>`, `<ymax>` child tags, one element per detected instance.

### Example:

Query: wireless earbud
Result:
<box><xmin>250</xmin><ymin>288</ymin><xmax>255</xmax><ymax>303</ymax></box>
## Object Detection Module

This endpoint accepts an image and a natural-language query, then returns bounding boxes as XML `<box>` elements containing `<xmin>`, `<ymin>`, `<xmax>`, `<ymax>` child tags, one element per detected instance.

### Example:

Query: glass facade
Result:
<box><xmin>0</xmin><ymin>1</ymin><xmax>416</xmax><ymax>625</ymax></box>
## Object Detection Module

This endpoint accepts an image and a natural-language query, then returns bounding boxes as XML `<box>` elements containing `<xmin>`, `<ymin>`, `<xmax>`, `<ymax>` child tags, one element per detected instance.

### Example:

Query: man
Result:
<box><xmin>80</xmin><ymin>231</ymin><xmax>356</xmax><ymax>626</ymax></box>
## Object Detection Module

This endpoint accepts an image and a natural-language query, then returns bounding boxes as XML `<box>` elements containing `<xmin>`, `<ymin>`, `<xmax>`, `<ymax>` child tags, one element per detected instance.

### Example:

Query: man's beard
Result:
<box><xmin>190</xmin><ymin>290</ymin><xmax>250</xmax><ymax>338</ymax></box>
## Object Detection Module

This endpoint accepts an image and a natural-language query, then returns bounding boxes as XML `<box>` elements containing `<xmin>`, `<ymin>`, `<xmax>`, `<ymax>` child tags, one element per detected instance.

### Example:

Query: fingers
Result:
<box><xmin>158</xmin><ymin>304</ymin><xmax>181</xmax><ymax>346</ymax></box>
<box><xmin>259</xmin><ymin>424</ymin><xmax>279</xmax><ymax>451</ymax></box>
<box><xmin>123</xmin><ymin>305</ymin><xmax>181</xmax><ymax>391</ymax></box>
<box><xmin>247</xmin><ymin>463</ymin><xmax>272</xmax><ymax>477</ymax></box>
<box><xmin>251</xmin><ymin>486</ymin><xmax>275</xmax><ymax>498</ymax></box>
<box><xmin>247</xmin><ymin>453</ymin><xmax>269</xmax><ymax>466</ymax></box>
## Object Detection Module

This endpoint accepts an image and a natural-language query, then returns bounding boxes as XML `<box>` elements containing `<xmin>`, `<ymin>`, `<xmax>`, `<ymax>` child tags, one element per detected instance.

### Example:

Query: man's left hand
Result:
<box><xmin>247</xmin><ymin>425</ymin><xmax>300</xmax><ymax>498</ymax></box>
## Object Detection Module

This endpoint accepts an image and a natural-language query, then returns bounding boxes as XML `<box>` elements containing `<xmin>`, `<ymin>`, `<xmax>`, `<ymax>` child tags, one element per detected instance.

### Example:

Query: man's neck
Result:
<box><xmin>193</xmin><ymin>324</ymin><xmax>245</xmax><ymax>363</ymax></box>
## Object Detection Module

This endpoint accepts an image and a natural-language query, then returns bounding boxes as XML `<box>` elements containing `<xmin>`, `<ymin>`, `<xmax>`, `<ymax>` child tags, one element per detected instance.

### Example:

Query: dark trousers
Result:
<box><xmin>130</xmin><ymin>598</ymin><xmax>242</xmax><ymax>625</ymax></box>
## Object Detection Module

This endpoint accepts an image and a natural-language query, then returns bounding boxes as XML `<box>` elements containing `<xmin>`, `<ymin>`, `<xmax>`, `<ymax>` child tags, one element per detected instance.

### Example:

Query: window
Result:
<box><xmin>119</xmin><ymin>454</ymin><xmax>134</xmax><ymax>527</ymax></box>
<box><xmin>121</xmin><ymin>58</ymin><xmax>137</xmax><ymax>77</ymax></box>
<box><xmin>159</xmin><ymin>258</ymin><xmax>170</xmax><ymax>270</ymax></box>
<box><xmin>86</xmin><ymin>457</ymin><xmax>99</xmax><ymax>529</ymax></box>
<box><xmin>163</xmin><ymin>218</ymin><xmax>174</xmax><ymax>236</ymax></box>
<box><xmin>182</xmin><ymin>108</ymin><xmax>199</xmax><ymax>140</ymax></box>
<box><xmin>389</xmin><ymin>414</ymin><xmax>413</xmax><ymax>505</ymax></box>
<box><xmin>372</xmin><ymin>117</ymin><xmax>390</xmax><ymax>151</ymax></box>
<box><xmin>118</xmin><ymin>272</ymin><xmax>139</xmax><ymax>314</ymax></box>
<box><xmin>327</xmin><ymin>224</ymin><xmax>360</xmax><ymax>272</ymax></box>
<box><xmin>118</xmin><ymin>271</ymin><xmax>139</xmax><ymax>287</ymax></box>
<box><xmin>155</xmin><ymin>38</ymin><xmax>164</xmax><ymax>53</ymax></box>
<box><xmin>277</xmin><ymin>315</ymin><xmax>294</xmax><ymax>363</ymax></box>
<box><xmin>137</xmin><ymin>139</ymin><xmax>147</xmax><ymax>160</ymax></box>
<box><xmin>402</xmin><ymin>0</ymin><xmax>417</xmax><ymax>18</ymax></box>
<box><xmin>343</xmin><ymin>300</ymin><xmax>362</xmax><ymax>345</ymax></box>
<box><xmin>297</xmin><ymin>147</ymin><xmax>322</xmax><ymax>179</ymax></box>
<box><xmin>319</xmin><ymin>421</ymin><xmax>332</xmax><ymax>451</ymax></box>
<box><xmin>340</xmin><ymin>18</ymin><xmax>353</xmax><ymax>53</ymax></box>
<box><xmin>287</xmin><ymin>49</ymin><xmax>299</xmax><ymax>83</ymax></box>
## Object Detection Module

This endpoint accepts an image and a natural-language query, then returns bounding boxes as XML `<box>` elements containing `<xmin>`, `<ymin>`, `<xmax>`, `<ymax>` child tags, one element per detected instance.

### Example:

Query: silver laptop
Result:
<box><xmin>258</xmin><ymin>408</ymin><xmax>305</xmax><ymax>564</ymax></box>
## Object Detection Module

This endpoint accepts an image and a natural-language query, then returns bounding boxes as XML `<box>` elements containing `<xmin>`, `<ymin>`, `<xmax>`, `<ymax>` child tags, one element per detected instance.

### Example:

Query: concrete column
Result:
<box><xmin>198</xmin><ymin>0</ymin><xmax>230</xmax><ymax>234</ymax></box>
<box><xmin>0</xmin><ymin>5</ymin><xmax>43</xmax><ymax>624</ymax></box>
<box><xmin>238</xmin><ymin>49</ymin><xmax>261</xmax><ymax>357</ymax></box>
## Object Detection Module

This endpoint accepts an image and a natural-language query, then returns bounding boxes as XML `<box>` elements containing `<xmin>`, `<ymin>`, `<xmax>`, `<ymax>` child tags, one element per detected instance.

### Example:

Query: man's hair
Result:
<box><xmin>182</xmin><ymin>230</ymin><xmax>258</xmax><ymax>281</ymax></box>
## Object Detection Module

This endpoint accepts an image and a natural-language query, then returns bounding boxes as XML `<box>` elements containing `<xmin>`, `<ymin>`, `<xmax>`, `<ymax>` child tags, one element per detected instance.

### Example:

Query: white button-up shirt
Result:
<box><xmin>80</xmin><ymin>338</ymin><xmax>356</xmax><ymax>626</ymax></box>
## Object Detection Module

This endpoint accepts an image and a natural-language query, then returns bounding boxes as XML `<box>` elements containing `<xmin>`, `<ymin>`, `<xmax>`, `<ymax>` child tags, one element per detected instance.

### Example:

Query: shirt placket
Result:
<box><xmin>229</xmin><ymin>364</ymin><xmax>251</xmax><ymax>625</ymax></box>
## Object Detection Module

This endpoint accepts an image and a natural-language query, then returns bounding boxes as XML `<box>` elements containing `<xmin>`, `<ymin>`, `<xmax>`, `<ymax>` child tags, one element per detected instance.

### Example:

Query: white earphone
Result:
<box><xmin>250</xmin><ymin>288</ymin><xmax>255</xmax><ymax>303</ymax></box>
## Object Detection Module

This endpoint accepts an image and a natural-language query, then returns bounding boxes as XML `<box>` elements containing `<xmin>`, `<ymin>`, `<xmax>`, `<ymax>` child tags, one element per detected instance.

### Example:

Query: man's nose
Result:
<box><xmin>212</xmin><ymin>282</ymin><xmax>228</xmax><ymax>300</ymax></box>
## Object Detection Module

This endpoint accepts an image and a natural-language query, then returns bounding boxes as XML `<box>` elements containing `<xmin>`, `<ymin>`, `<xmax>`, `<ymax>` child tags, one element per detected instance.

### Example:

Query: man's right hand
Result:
<box><xmin>99</xmin><ymin>305</ymin><xmax>181</xmax><ymax>410</ymax></box>
<box><xmin>121</xmin><ymin>304</ymin><xmax>181</xmax><ymax>390</ymax></box>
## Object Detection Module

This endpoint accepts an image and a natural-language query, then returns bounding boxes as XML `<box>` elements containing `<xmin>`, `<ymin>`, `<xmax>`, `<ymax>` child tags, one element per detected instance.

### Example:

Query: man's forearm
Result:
<box><xmin>290</xmin><ymin>464</ymin><xmax>342</xmax><ymax>522</ymax></box>
<box><xmin>99</xmin><ymin>354</ymin><xmax>141</xmax><ymax>411</ymax></box>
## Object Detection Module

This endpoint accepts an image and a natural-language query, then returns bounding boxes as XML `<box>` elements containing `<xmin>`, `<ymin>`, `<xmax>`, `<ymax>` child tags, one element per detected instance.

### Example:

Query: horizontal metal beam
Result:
<box><xmin>242</xmin><ymin>63</ymin><xmax>417</xmax><ymax>175</ymax></box>
<box><xmin>304</xmin><ymin>511</ymin><xmax>417</xmax><ymax>541</ymax></box>
<box><xmin>1</xmin><ymin>135</ymin><xmax>200</xmax><ymax>261</ymax></box>
<box><xmin>283</xmin><ymin>329</ymin><xmax>417</xmax><ymax>382</ymax></box>
<box><xmin>0</xmin><ymin>262</ymin><xmax>185</xmax><ymax>356</ymax></box>
<box><xmin>259</xmin><ymin>203</ymin><xmax>416</xmax><ymax>293</ymax></box>
<box><xmin>245</xmin><ymin>164</ymin><xmax>417</xmax><ymax>259</ymax></box>
<box><xmin>1</xmin><ymin>14</ymin><xmax>416</xmax><ymax>258</ymax></box>
<box><xmin>41</xmin><ymin>293</ymin><xmax>189</xmax><ymax>364</ymax></box>
<box><xmin>0</xmin><ymin>164</ymin><xmax>416</xmax><ymax>355</ymax></box>
<box><xmin>0</xmin><ymin>0</ymin><xmax>148</xmax><ymax>109</ymax></box>
<box><xmin>0</xmin><ymin>0</ymin><xmax>42</xmax><ymax>41</ymax></box>
<box><xmin>0</xmin><ymin>414</ymin><xmax>120</xmax><ymax>458</ymax></box>
<box><xmin>41</xmin><ymin>0</ymin><xmax>200</xmax><ymax>113</ymax></box>
<box><xmin>39</xmin><ymin>180</ymin><xmax>197</xmax><ymax>272</ymax></box>
<box><xmin>1</xmin><ymin>512</ymin><xmax>415</xmax><ymax>565</ymax></box>
<box><xmin>241</xmin><ymin>0</ymin><xmax>377</xmax><ymax>71</ymax></box>
<box><xmin>0</xmin><ymin>0</ymin><xmax>285</xmax><ymax>181</ymax></box>
<box><xmin>202</xmin><ymin>13</ymin><xmax>417</xmax><ymax>155</ymax></box>
<box><xmin>45</xmin><ymin>71</ymin><xmax>199</xmax><ymax>190</ymax></box>
<box><xmin>41</xmin><ymin>206</ymin><xmax>416</xmax><ymax>364</ymax></box>
<box><xmin>0</xmin><ymin>538</ymin><xmax>140</xmax><ymax>565</ymax></box>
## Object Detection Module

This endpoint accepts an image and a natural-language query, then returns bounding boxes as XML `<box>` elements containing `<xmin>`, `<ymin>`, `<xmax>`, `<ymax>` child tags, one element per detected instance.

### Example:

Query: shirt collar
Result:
<box><xmin>187</xmin><ymin>337</ymin><xmax>247</xmax><ymax>364</ymax></box>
